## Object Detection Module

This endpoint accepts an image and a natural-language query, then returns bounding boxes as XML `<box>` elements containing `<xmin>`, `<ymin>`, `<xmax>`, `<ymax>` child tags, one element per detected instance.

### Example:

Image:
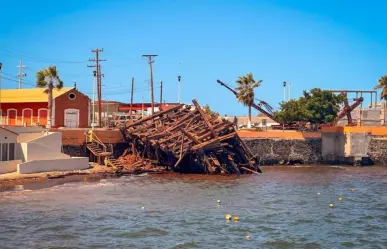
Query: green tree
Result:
<box><xmin>235</xmin><ymin>73</ymin><xmax>262</xmax><ymax>128</ymax></box>
<box><xmin>36</xmin><ymin>66</ymin><xmax>64</xmax><ymax>128</ymax></box>
<box><xmin>373</xmin><ymin>75</ymin><xmax>387</xmax><ymax>101</ymax></box>
<box><xmin>274</xmin><ymin>88</ymin><xmax>344</xmax><ymax>125</ymax></box>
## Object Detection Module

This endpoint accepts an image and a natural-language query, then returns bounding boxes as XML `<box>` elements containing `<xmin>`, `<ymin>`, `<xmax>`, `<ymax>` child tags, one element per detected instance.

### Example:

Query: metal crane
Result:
<box><xmin>216</xmin><ymin>79</ymin><xmax>280</xmax><ymax>123</ymax></box>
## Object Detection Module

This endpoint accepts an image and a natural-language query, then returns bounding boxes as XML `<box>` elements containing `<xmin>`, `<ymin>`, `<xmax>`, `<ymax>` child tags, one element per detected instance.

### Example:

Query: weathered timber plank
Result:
<box><xmin>192</xmin><ymin>99</ymin><xmax>217</xmax><ymax>138</ymax></box>
<box><xmin>126</xmin><ymin>104</ymin><xmax>184</xmax><ymax>128</ymax></box>
<box><xmin>191</xmin><ymin>132</ymin><xmax>237</xmax><ymax>151</ymax></box>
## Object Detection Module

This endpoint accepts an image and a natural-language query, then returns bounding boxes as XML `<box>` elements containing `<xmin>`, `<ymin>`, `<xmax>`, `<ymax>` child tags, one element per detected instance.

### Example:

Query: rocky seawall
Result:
<box><xmin>243</xmin><ymin>138</ymin><xmax>322</xmax><ymax>165</ymax></box>
<box><xmin>367</xmin><ymin>137</ymin><xmax>387</xmax><ymax>166</ymax></box>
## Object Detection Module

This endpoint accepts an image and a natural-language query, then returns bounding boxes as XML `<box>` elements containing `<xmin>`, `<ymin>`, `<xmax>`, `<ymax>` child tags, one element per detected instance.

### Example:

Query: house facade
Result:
<box><xmin>0</xmin><ymin>87</ymin><xmax>90</xmax><ymax>128</ymax></box>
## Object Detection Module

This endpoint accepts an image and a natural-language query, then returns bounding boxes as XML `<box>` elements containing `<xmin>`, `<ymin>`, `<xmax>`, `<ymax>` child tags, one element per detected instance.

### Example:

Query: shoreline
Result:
<box><xmin>1</xmin><ymin>163</ymin><xmax>380</xmax><ymax>193</ymax></box>
<box><xmin>0</xmin><ymin>163</ymin><xmax>165</xmax><ymax>192</ymax></box>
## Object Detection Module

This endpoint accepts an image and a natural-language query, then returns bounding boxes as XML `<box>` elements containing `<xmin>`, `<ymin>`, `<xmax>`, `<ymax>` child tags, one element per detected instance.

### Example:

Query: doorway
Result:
<box><xmin>64</xmin><ymin>109</ymin><xmax>79</xmax><ymax>128</ymax></box>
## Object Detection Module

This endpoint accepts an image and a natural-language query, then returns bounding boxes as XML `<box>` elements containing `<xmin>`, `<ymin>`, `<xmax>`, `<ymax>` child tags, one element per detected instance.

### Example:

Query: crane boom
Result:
<box><xmin>216</xmin><ymin>79</ymin><xmax>281</xmax><ymax>123</ymax></box>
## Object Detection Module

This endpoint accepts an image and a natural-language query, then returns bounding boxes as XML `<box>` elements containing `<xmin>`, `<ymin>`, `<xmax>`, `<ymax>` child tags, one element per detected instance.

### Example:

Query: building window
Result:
<box><xmin>2</xmin><ymin>143</ymin><xmax>8</xmax><ymax>161</ymax></box>
<box><xmin>69</xmin><ymin>93</ymin><xmax>76</xmax><ymax>100</ymax></box>
<box><xmin>8</xmin><ymin>143</ymin><xmax>15</xmax><ymax>160</ymax></box>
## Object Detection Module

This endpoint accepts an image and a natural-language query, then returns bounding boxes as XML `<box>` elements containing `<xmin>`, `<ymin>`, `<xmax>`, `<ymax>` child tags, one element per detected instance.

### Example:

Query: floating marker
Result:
<box><xmin>245</xmin><ymin>235</ymin><xmax>251</xmax><ymax>240</ymax></box>
<box><xmin>317</xmin><ymin>192</ymin><xmax>321</xmax><ymax>195</ymax></box>
<box><xmin>217</xmin><ymin>200</ymin><xmax>221</xmax><ymax>204</ymax></box>
<box><xmin>141</xmin><ymin>207</ymin><xmax>145</xmax><ymax>210</ymax></box>
<box><xmin>225</xmin><ymin>214</ymin><xmax>232</xmax><ymax>220</ymax></box>
<box><xmin>338</xmin><ymin>197</ymin><xmax>343</xmax><ymax>201</ymax></box>
<box><xmin>233</xmin><ymin>216</ymin><xmax>239</xmax><ymax>222</ymax></box>
<box><xmin>329</xmin><ymin>203</ymin><xmax>334</xmax><ymax>208</ymax></box>
<box><xmin>351</xmin><ymin>188</ymin><xmax>356</xmax><ymax>192</ymax></box>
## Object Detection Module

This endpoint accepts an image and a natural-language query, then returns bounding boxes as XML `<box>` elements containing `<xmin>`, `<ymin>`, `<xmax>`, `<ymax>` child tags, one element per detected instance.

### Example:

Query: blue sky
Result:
<box><xmin>0</xmin><ymin>0</ymin><xmax>386</xmax><ymax>116</ymax></box>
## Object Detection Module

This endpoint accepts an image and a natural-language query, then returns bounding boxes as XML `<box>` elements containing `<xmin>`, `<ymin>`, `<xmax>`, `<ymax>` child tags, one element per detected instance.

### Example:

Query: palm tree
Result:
<box><xmin>374</xmin><ymin>75</ymin><xmax>387</xmax><ymax>101</ymax></box>
<box><xmin>36</xmin><ymin>66</ymin><xmax>63</xmax><ymax>128</ymax></box>
<box><xmin>235</xmin><ymin>73</ymin><xmax>262</xmax><ymax>128</ymax></box>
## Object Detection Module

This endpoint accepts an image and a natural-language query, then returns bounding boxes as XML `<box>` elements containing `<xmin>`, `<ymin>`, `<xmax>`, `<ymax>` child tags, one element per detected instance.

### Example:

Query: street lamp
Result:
<box><xmin>283</xmin><ymin>81</ymin><xmax>286</xmax><ymax>102</ymax></box>
<box><xmin>178</xmin><ymin>75</ymin><xmax>181</xmax><ymax>104</ymax></box>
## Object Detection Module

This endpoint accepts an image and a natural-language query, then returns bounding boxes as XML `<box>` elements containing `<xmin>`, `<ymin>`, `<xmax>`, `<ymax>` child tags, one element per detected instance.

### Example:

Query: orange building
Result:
<box><xmin>0</xmin><ymin>87</ymin><xmax>90</xmax><ymax>128</ymax></box>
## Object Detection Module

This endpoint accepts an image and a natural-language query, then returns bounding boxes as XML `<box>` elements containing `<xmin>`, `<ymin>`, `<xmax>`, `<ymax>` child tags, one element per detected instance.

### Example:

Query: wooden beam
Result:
<box><xmin>192</xmin><ymin>99</ymin><xmax>217</xmax><ymax>138</ymax></box>
<box><xmin>126</xmin><ymin>104</ymin><xmax>184</xmax><ymax>128</ymax></box>
<box><xmin>179</xmin><ymin>128</ymin><xmax>201</xmax><ymax>144</ymax></box>
<box><xmin>191</xmin><ymin>132</ymin><xmax>236</xmax><ymax>151</ymax></box>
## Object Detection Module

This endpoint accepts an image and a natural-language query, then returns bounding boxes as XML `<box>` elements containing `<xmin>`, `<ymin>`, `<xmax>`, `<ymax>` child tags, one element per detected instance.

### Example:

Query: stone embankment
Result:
<box><xmin>243</xmin><ymin>138</ymin><xmax>322</xmax><ymax>165</ymax></box>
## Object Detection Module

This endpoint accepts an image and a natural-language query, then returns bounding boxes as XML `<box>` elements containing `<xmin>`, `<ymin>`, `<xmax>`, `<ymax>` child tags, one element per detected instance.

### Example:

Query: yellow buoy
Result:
<box><xmin>233</xmin><ymin>216</ymin><xmax>239</xmax><ymax>221</ymax></box>
<box><xmin>338</xmin><ymin>197</ymin><xmax>343</xmax><ymax>201</ymax></box>
<box><xmin>245</xmin><ymin>235</ymin><xmax>251</xmax><ymax>240</ymax></box>
<box><xmin>225</xmin><ymin>214</ymin><xmax>232</xmax><ymax>220</ymax></box>
<box><xmin>217</xmin><ymin>200</ymin><xmax>221</xmax><ymax>204</ymax></box>
<box><xmin>329</xmin><ymin>203</ymin><xmax>334</xmax><ymax>208</ymax></box>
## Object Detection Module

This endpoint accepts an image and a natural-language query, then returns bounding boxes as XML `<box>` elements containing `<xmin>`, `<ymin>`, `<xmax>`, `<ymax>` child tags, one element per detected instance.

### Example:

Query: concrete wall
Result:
<box><xmin>321</xmin><ymin>132</ymin><xmax>346</xmax><ymax>158</ymax></box>
<box><xmin>337</xmin><ymin>107</ymin><xmax>386</xmax><ymax>126</ymax></box>
<box><xmin>243</xmin><ymin>138</ymin><xmax>322</xmax><ymax>165</ymax></box>
<box><xmin>0</xmin><ymin>160</ymin><xmax>22</xmax><ymax>174</ymax></box>
<box><xmin>17</xmin><ymin>157</ymin><xmax>89</xmax><ymax>174</ymax></box>
<box><xmin>17</xmin><ymin>132</ymin><xmax>45</xmax><ymax>143</ymax></box>
<box><xmin>0</xmin><ymin>130</ymin><xmax>17</xmax><ymax>143</ymax></box>
<box><xmin>23</xmin><ymin>142</ymin><xmax>69</xmax><ymax>162</ymax></box>
<box><xmin>4</xmin><ymin>126</ymin><xmax>45</xmax><ymax>134</ymax></box>
<box><xmin>20</xmin><ymin>132</ymin><xmax>70</xmax><ymax>162</ymax></box>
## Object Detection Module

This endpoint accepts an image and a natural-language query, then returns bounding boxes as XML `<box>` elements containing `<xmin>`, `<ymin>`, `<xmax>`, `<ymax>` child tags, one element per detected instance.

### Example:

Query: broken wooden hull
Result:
<box><xmin>119</xmin><ymin>99</ymin><xmax>262</xmax><ymax>175</ymax></box>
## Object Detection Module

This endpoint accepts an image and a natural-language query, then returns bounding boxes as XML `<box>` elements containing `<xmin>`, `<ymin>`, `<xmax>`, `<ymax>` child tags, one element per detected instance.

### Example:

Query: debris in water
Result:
<box><xmin>225</xmin><ymin>214</ymin><xmax>232</xmax><ymax>220</ymax></box>
<box><xmin>119</xmin><ymin>99</ymin><xmax>262</xmax><ymax>175</ymax></box>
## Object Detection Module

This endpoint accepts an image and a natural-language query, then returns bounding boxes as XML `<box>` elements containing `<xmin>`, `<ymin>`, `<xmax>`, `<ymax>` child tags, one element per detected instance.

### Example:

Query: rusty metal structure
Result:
<box><xmin>217</xmin><ymin>80</ymin><xmax>370</xmax><ymax>128</ymax></box>
<box><xmin>119</xmin><ymin>99</ymin><xmax>262</xmax><ymax>174</ymax></box>
<box><xmin>217</xmin><ymin>79</ymin><xmax>298</xmax><ymax>129</ymax></box>
<box><xmin>331</xmin><ymin>93</ymin><xmax>364</xmax><ymax>126</ymax></box>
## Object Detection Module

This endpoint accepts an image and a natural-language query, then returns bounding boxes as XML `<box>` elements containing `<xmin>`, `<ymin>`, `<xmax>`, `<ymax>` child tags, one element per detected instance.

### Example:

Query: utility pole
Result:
<box><xmin>17</xmin><ymin>59</ymin><xmax>27</xmax><ymax>89</ymax></box>
<box><xmin>142</xmin><ymin>54</ymin><xmax>158</xmax><ymax>115</ymax></box>
<box><xmin>178</xmin><ymin>75</ymin><xmax>181</xmax><ymax>104</ymax></box>
<box><xmin>288</xmin><ymin>82</ymin><xmax>291</xmax><ymax>101</ymax></box>
<box><xmin>92</xmin><ymin>70</ymin><xmax>97</xmax><ymax>130</ymax></box>
<box><xmin>283</xmin><ymin>81</ymin><xmax>287</xmax><ymax>102</ymax></box>
<box><xmin>160</xmin><ymin>81</ymin><xmax>163</xmax><ymax>111</ymax></box>
<box><xmin>88</xmin><ymin>48</ymin><xmax>106</xmax><ymax>127</ymax></box>
<box><xmin>129</xmin><ymin>77</ymin><xmax>134</xmax><ymax>123</ymax></box>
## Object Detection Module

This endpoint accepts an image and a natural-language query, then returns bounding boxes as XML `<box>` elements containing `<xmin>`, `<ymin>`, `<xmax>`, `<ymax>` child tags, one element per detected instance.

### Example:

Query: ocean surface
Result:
<box><xmin>1</xmin><ymin>166</ymin><xmax>387</xmax><ymax>249</ymax></box>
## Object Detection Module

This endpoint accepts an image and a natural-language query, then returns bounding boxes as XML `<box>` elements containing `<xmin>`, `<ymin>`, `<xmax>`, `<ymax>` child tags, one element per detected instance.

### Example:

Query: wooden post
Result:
<box><xmin>192</xmin><ymin>99</ymin><xmax>217</xmax><ymax>138</ymax></box>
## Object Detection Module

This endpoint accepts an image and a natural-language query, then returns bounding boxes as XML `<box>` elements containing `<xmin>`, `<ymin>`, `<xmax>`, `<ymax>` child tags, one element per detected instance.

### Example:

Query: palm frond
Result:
<box><xmin>36</xmin><ymin>70</ymin><xmax>47</xmax><ymax>88</ymax></box>
<box><xmin>43</xmin><ymin>88</ymin><xmax>50</xmax><ymax>94</ymax></box>
<box><xmin>381</xmin><ymin>88</ymin><xmax>387</xmax><ymax>100</ymax></box>
<box><xmin>47</xmin><ymin>66</ymin><xmax>58</xmax><ymax>78</ymax></box>
<box><xmin>55</xmin><ymin>78</ymin><xmax>64</xmax><ymax>90</ymax></box>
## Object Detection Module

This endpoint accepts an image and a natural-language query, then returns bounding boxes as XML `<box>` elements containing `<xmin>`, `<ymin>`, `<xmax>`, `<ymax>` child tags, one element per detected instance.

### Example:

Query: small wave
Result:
<box><xmin>113</xmin><ymin>227</ymin><xmax>168</xmax><ymax>238</ymax></box>
<box><xmin>264</xmin><ymin>240</ymin><xmax>297</xmax><ymax>248</ymax></box>
<box><xmin>171</xmin><ymin>241</ymin><xmax>199</xmax><ymax>249</ymax></box>
<box><xmin>341</xmin><ymin>241</ymin><xmax>355</xmax><ymax>247</ymax></box>
<box><xmin>296</xmin><ymin>219</ymin><xmax>314</xmax><ymax>224</ymax></box>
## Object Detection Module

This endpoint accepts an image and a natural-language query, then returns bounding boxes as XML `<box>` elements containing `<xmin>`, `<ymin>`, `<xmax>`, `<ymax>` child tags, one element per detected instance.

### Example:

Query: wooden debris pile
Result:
<box><xmin>120</xmin><ymin>99</ymin><xmax>262</xmax><ymax>174</ymax></box>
